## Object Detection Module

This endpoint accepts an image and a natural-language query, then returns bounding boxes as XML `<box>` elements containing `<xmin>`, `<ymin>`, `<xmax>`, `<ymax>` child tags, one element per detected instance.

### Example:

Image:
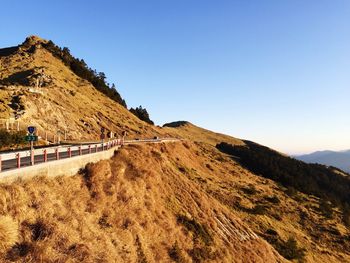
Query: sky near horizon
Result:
<box><xmin>1</xmin><ymin>0</ymin><xmax>350</xmax><ymax>154</ymax></box>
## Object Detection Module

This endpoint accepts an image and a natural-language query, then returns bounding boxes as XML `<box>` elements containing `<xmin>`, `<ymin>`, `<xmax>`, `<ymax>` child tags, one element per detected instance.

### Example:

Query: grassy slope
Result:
<box><xmin>0</xmin><ymin>142</ymin><xmax>283</xmax><ymax>262</ymax></box>
<box><xmin>0</xmin><ymin>37</ymin><xmax>162</xmax><ymax>141</ymax></box>
<box><xmin>0</xmin><ymin>37</ymin><xmax>349</xmax><ymax>262</ymax></box>
<box><xmin>164</xmin><ymin>123</ymin><xmax>350</xmax><ymax>263</ymax></box>
<box><xmin>0</xmin><ymin>122</ymin><xmax>349</xmax><ymax>262</ymax></box>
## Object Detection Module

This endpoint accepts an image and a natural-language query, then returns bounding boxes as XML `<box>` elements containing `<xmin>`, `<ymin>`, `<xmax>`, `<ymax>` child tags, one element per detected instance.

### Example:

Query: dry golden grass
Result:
<box><xmin>0</xmin><ymin>37</ymin><xmax>162</xmax><ymax>140</ymax></box>
<box><xmin>0</xmin><ymin>128</ymin><xmax>348</xmax><ymax>262</ymax></box>
<box><xmin>0</xmin><ymin>216</ymin><xmax>18</xmax><ymax>252</ymax></box>
<box><xmin>162</xmin><ymin>121</ymin><xmax>244</xmax><ymax>147</ymax></box>
<box><xmin>1</xmin><ymin>37</ymin><xmax>349</xmax><ymax>262</ymax></box>
<box><xmin>0</xmin><ymin>142</ymin><xmax>284</xmax><ymax>262</ymax></box>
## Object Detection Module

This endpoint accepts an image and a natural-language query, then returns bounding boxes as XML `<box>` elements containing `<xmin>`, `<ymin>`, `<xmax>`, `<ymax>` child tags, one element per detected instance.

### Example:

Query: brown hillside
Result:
<box><xmin>0</xmin><ymin>36</ymin><xmax>160</xmax><ymax>140</ymax></box>
<box><xmin>163</xmin><ymin>123</ymin><xmax>350</xmax><ymax>263</ymax></box>
<box><xmin>0</xmin><ymin>142</ymin><xmax>284</xmax><ymax>262</ymax></box>
<box><xmin>1</xmin><ymin>37</ymin><xmax>349</xmax><ymax>262</ymax></box>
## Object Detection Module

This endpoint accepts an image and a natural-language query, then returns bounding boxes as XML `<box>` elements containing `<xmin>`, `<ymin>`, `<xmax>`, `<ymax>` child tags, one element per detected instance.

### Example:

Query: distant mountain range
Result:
<box><xmin>296</xmin><ymin>150</ymin><xmax>350</xmax><ymax>173</ymax></box>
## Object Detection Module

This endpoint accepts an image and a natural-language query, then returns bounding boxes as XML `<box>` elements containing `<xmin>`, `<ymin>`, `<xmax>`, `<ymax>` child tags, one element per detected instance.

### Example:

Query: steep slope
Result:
<box><xmin>0</xmin><ymin>36</ymin><xmax>161</xmax><ymax>141</ymax></box>
<box><xmin>163</xmin><ymin>121</ymin><xmax>244</xmax><ymax>146</ymax></box>
<box><xmin>163</xmin><ymin>123</ymin><xmax>350</xmax><ymax>263</ymax></box>
<box><xmin>0</xmin><ymin>142</ymin><xmax>284</xmax><ymax>262</ymax></box>
<box><xmin>0</xmin><ymin>123</ymin><xmax>349</xmax><ymax>261</ymax></box>
<box><xmin>1</xmin><ymin>37</ymin><xmax>350</xmax><ymax>262</ymax></box>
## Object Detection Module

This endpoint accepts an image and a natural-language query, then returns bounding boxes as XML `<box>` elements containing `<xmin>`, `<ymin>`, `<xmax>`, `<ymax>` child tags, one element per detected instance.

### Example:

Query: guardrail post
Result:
<box><xmin>68</xmin><ymin>147</ymin><xmax>72</xmax><ymax>158</ymax></box>
<box><xmin>43</xmin><ymin>149</ymin><xmax>47</xmax><ymax>162</ymax></box>
<box><xmin>95</xmin><ymin>145</ymin><xmax>98</xmax><ymax>152</ymax></box>
<box><xmin>16</xmin><ymin>153</ymin><xmax>20</xmax><ymax>168</ymax></box>
<box><xmin>55</xmin><ymin>148</ymin><xmax>59</xmax><ymax>160</ymax></box>
<box><xmin>88</xmin><ymin>145</ymin><xmax>91</xmax><ymax>154</ymax></box>
<box><xmin>79</xmin><ymin>146</ymin><xmax>82</xmax><ymax>155</ymax></box>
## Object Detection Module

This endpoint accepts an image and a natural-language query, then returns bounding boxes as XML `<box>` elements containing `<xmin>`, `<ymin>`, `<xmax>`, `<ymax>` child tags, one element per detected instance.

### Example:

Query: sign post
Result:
<box><xmin>100</xmin><ymin>127</ymin><xmax>105</xmax><ymax>151</ymax></box>
<box><xmin>26</xmin><ymin>126</ymin><xmax>38</xmax><ymax>166</ymax></box>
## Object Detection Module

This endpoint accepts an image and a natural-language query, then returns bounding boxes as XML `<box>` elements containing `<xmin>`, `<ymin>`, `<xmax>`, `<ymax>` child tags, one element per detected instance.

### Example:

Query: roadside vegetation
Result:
<box><xmin>0</xmin><ymin>129</ymin><xmax>26</xmax><ymax>149</ymax></box>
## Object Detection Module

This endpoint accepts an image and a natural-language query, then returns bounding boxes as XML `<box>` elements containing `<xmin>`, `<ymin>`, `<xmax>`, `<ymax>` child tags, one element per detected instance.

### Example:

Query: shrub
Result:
<box><xmin>129</xmin><ymin>106</ymin><xmax>154</xmax><ymax>125</ymax></box>
<box><xmin>318</xmin><ymin>199</ymin><xmax>333</xmax><ymax>219</ymax></box>
<box><xmin>277</xmin><ymin>237</ymin><xmax>306</xmax><ymax>261</ymax></box>
<box><xmin>242</xmin><ymin>185</ymin><xmax>258</xmax><ymax>195</ymax></box>
<box><xmin>0</xmin><ymin>129</ymin><xmax>26</xmax><ymax>148</ymax></box>
<box><xmin>343</xmin><ymin>206</ymin><xmax>350</xmax><ymax>227</ymax></box>
<box><xmin>168</xmin><ymin>242</ymin><xmax>186</xmax><ymax>263</ymax></box>
<box><xmin>177</xmin><ymin>215</ymin><xmax>212</xmax><ymax>245</ymax></box>
<box><xmin>28</xmin><ymin>220</ymin><xmax>52</xmax><ymax>241</ymax></box>
<box><xmin>190</xmin><ymin>246</ymin><xmax>214</xmax><ymax>262</ymax></box>
<box><xmin>41</xmin><ymin>40</ymin><xmax>127</xmax><ymax>107</ymax></box>
<box><xmin>6</xmin><ymin>242</ymin><xmax>32</xmax><ymax>261</ymax></box>
<box><xmin>250</xmin><ymin>204</ymin><xmax>268</xmax><ymax>215</ymax></box>
<box><xmin>265</xmin><ymin>195</ymin><xmax>281</xmax><ymax>204</ymax></box>
<box><xmin>262</xmin><ymin>230</ymin><xmax>305</xmax><ymax>261</ymax></box>
<box><xmin>216</xmin><ymin>141</ymin><xmax>350</xmax><ymax>211</ymax></box>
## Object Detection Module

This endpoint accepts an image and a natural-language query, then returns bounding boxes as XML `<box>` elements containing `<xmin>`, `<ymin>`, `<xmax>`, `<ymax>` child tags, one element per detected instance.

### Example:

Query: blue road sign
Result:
<box><xmin>28</xmin><ymin>126</ymin><xmax>36</xmax><ymax>134</ymax></box>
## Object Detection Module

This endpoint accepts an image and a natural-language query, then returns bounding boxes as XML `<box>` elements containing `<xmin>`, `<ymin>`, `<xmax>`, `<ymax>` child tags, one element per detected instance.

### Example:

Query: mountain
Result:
<box><xmin>1</xmin><ymin>37</ymin><xmax>350</xmax><ymax>262</ymax></box>
<box><xmin>297</xmin><ymin>150</ymin><xmax>350</xmax><ymax>173</ymax></box>
<box><xmin>0</xmin><ymin>36</ymin><xmax>160</xmax><ymax>141</ymax></box>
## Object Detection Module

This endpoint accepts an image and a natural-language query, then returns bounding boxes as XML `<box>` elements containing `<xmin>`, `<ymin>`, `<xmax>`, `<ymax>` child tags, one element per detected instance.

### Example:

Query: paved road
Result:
<box><xmin>0</xmin><ymin>138</ymin><xmax>179</xmax><ymax>173</ymax></box>
<box><xmin>1</xmin><ymin>146</ymin><xmax>105</xmax><ymax>172</ymax></box>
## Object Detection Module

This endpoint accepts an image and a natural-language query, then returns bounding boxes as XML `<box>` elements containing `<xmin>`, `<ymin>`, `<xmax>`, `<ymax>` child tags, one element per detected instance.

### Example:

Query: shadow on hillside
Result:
<box><xmin>0</xmin><ymin>46</ymin><xmax>19</xmax><ymax>57</ymax></box>
<box><xmin>0</xmin><ymin>69</ymin><xmax>34</xmax><ymax>86</ymax></box>
<box><xmin>216</xmin><ymin>141</ymin><xmax>350</xmax><ymax>213</ymax></box>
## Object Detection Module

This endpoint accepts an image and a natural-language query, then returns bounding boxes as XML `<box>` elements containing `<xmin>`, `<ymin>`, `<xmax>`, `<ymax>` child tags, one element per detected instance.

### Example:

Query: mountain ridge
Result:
<box><xmin>0</xmin><ymin>37</ymin><xmax>350</xmax><ymax>262</ymax></box>
<box><xmin>0</xmin><ymin>36</ymin><xmax>160</xmax><ymax>141</ymax></box>
<box><xmin>297</xmin><ymin>149</ymin><xmax>350</xmax><ymax>173</ymax></box>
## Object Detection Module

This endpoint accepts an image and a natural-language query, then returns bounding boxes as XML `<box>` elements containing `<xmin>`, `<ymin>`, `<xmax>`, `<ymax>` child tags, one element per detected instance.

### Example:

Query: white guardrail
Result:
<box><xmin>0</xmin><ymin>140</ymin><xmax>121</xmax><ymax>161</ymax></box>
<box><xmin>0</xmin><ymin>138</ymin><xmax>179</xmax><ymax>172</ymax></box>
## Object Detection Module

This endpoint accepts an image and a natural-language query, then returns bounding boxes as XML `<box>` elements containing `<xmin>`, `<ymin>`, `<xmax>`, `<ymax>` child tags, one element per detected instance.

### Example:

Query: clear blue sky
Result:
<box><xmin>1</xmin><ymin>0</ymin><xmax>350</xmax><ymax>154</ymax></box>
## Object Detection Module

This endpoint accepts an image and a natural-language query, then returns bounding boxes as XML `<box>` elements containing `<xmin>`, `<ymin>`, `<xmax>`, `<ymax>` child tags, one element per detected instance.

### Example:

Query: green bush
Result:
<box><xmin>0</xmin><ymin>129</ymin><xmax>26</xmax><ymax>148</ymax></box>
<box><xmin>40</xmin><ymin>40</ymin><xmax>127</xmax><ymax>108</ymax></box>
<box><xmin>129</xmin><ymin>106</ymin><xmax>154</xmax><ymax>125</ymax></box>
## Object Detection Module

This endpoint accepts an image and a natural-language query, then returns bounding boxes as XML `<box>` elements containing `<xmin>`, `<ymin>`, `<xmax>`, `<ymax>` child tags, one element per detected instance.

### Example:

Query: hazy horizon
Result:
<box><xmin>1</xmin><ymin>0</ymin><xmax>349</xmax><ymax>154</ymax></box>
